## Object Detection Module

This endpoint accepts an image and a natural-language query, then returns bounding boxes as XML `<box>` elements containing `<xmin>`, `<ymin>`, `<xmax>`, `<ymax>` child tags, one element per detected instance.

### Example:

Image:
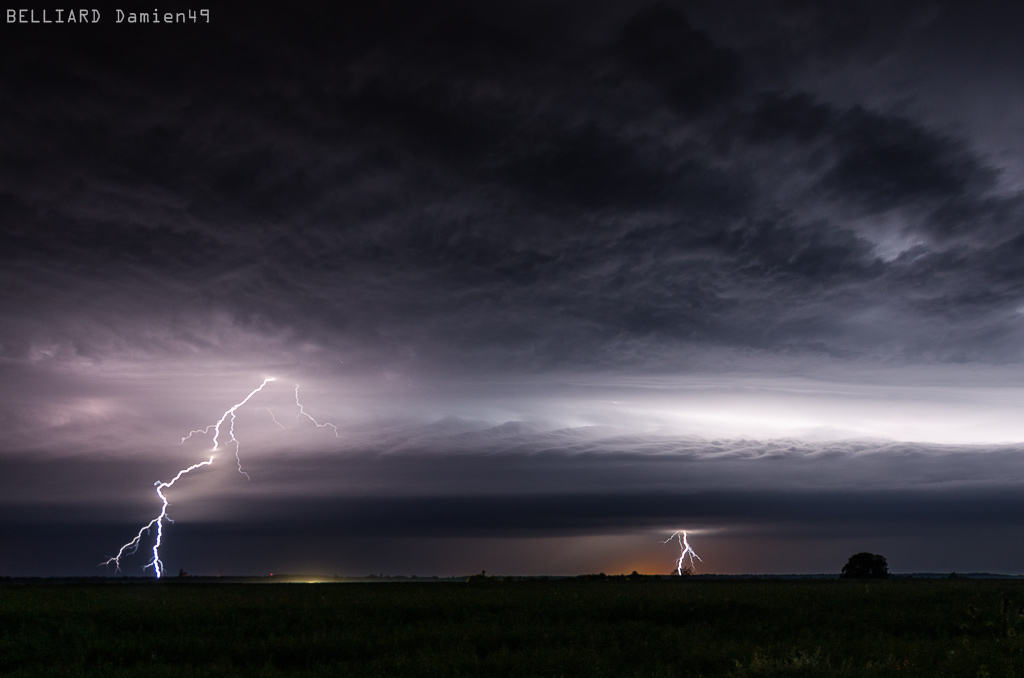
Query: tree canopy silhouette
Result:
<box><xmin>841</xmin><ymin>552</ymin><xmax>889</xmax><ymax>579</ymax></box>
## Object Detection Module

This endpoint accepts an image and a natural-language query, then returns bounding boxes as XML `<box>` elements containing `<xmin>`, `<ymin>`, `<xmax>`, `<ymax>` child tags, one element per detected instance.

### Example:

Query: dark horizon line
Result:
<box><xmin>4</xmin><ymin>571</ymin><xmax>1022</xmax><ymax>584</ymax></box>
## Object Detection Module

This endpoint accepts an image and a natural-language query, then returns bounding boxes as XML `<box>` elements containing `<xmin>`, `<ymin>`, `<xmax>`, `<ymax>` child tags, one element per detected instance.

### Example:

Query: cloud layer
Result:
<box><xmin>3</xmin><ymin>1</ymin><xmax>1024</xmax><ymax>376</ymax></box>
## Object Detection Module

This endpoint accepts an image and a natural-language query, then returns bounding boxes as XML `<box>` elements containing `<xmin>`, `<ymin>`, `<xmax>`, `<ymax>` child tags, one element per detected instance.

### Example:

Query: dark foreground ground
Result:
<box><xmin>2</xmin><ymin>578</ymin><xmax>1023</xmax><ymax>677</ymax></box>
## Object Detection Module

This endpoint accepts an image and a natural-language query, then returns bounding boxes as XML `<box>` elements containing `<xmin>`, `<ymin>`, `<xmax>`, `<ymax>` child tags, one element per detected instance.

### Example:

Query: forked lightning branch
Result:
<box><xmin>663</xmin><ymin>530</ymin><xmax>702</xmax><ymax>576</ymax></box>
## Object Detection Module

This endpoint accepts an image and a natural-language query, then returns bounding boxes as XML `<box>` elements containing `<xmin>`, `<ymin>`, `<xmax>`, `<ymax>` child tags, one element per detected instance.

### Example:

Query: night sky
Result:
<box><xmin>4</xmin><ymin>1</ymin><xmax>1024</xmax><ymax>578</ymax></box>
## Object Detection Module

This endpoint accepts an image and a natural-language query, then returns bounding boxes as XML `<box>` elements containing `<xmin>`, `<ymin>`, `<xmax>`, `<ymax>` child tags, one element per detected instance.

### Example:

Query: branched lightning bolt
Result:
<box><xmin>661</xmin><ymin>530</ymin><xmax>702</xmax><ymax>576</ymax></box>
<box><xmin>103</xmin><ymin>377</ymin><xmax>298</xmax><ymax>579</ymax></box>
<box><xmin>294</xmin><ymin>385</ymin><xmax>340</xmax><ymax>437</ymax></box>
<box><xmin>180</xmin><ymin>377</ymin><xmax>277</xmax><ymax>480</ymax></box>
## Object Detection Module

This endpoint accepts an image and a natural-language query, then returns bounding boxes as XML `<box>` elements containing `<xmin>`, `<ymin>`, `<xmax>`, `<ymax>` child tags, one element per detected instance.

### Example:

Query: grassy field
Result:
<box><xmin>2</xmin><ymin>577</ymin><xmax>1023</xmax><ymax>677</ymax></box>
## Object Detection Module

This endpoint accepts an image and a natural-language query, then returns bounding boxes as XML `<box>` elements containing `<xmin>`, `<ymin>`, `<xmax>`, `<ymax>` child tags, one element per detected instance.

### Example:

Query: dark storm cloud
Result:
<box><xmin>730</xmin><ymin>92</ymin><xmax>1001</xmax><ymax>230</ymax></box>
<box><xmin>5</xmin><ymin>0</ymin><xmax>1022</xmax><ymax>372</ymax></box>
<box><xmin>218</xmin><ymin>486</ymin><xmax>1024</xmax><ymax>539</ymax></box>
<box><xmin>612</xmin><ymin>2</ymin><xmax>741</xmax><ymax>114</ymax></box>
<box><xmin>823</xmin><ymin>112</ymin><xmax>992</xmax><ymax>215</ymax></box>
<box><xmin>249</xmin><ymin>449</ymin><xmax>1024</xmax><ymax>540</ymax></box>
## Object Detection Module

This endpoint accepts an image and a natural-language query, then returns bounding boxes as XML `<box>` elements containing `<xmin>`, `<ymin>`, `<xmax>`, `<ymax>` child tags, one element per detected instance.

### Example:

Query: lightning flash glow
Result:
<box><xmin>103</xmin><ymin>378</ymin><xmax>338</xmax><ymax>578</ymax></box>
<box><xmin>662</xmin><ymin>531</ymin><xmax>702</xmax><ymax>576</ymax></box>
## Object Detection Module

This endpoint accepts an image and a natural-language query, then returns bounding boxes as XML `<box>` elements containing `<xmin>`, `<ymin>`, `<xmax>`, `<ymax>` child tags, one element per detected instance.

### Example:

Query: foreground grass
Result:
<box><xmin>2</xmin><ymin>578</ymin><xmax>1024</xmax><ymax>677</ymax></box>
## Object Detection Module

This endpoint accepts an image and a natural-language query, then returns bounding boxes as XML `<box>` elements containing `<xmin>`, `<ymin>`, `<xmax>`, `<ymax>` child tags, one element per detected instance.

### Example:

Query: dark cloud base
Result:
<box><xmin>4</xmin><ymin>483</ymin><xmax>1022</xmax><ymax>577</ymax></box>
<box><xmin>3</xmin><ymin>439</ymin><xmax>1023</xmax><ymax>577</ymax></box>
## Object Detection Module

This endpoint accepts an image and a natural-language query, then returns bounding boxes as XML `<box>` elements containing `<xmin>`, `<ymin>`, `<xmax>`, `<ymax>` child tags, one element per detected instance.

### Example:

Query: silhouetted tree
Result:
<box><xmin>841</xmin><ymin>552</ymin><xmax>889</xmax><ymax>579</ymax></box>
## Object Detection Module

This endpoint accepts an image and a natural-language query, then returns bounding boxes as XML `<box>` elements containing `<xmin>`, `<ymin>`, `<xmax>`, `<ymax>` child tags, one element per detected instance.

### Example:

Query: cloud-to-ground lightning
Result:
<box><xmin>662</xmin><ymin>530</ymin><xmax>702</xmax><ymax>576</ymax></box>
<box><xmin>101</xmin><ymin>455</ymin><xmax>215</xmax><ymax>579</ymax></box>
<box><xmin>103</xmin><ymin>377</ymin><xmax>339</xmax><ymax>578</ymax></box>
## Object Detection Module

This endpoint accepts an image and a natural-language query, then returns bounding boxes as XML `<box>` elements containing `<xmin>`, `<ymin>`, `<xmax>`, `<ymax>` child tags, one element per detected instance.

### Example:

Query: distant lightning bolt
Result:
<box><xmin>662</xmin><ymin>530</ymin><xmax>702</xmax><ymax>576</ymax></box>
<box><xmin>103</xmin><ymin>377</ymin><xmax>338</xmax><ymax>579</ymax></box>
<box><xmin>294</xmin><ymin>385</ymin><xmax>340</xmax><ymax>437</ymax></box>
